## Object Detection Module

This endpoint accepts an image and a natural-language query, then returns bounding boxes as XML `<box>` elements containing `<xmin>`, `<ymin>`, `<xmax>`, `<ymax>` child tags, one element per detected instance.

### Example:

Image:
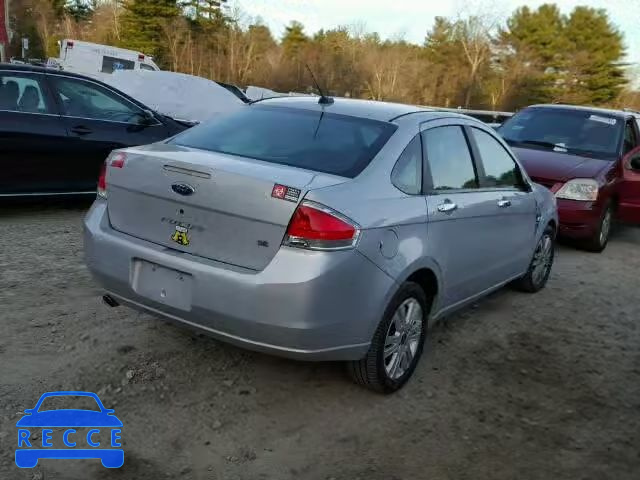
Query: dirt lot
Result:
<box><xmin>0</xmin><ymin>201</ymin><xmax>639</xmax><ymax>480</ymax></box>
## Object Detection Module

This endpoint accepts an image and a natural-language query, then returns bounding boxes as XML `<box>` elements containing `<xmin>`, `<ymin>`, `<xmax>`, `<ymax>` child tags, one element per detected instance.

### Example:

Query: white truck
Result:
<box><xmin>50</xmin><ymin>39</ymin><xmax>160</xmax><ymax>79</ymax></box>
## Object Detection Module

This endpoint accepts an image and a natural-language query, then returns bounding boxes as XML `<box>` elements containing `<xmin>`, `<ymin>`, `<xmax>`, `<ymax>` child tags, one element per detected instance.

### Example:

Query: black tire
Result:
<box><xmin>347</xmin><ymin>282</ymin><xmax>429</xmax><ymax>394</ymax></box>
<box><xmin>514</xmin><ymin>224</ymin><xmax>555</xmax><ymax>293</ymax></box>
<box><xmin>581</xmin><ymin>201</ymin><xmax>613</xmax><ymax>253</ymax></box>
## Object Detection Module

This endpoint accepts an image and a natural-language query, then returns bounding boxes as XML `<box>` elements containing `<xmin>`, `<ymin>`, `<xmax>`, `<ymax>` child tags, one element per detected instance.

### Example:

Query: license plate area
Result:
<box><xmin>131</xmin><ymin>259</ymin><xmax>193</xmax><ymax>311</ymax></box>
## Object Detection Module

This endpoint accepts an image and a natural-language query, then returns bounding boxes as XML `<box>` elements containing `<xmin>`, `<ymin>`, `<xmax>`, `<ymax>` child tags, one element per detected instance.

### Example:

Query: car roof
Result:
<box><xmin>254</xmin><ymin>95</ymin><xmax>438</xmax><ymax>122</ymax></box>
<box><xmin>0</xmin><ymin>62</ymin><xmax>100</xmax><ymax>82</ymax></box>
<box><xmin>527</xmin><ymin>103</ymin><xmax>640</xmax><ymax>120</ymax></box>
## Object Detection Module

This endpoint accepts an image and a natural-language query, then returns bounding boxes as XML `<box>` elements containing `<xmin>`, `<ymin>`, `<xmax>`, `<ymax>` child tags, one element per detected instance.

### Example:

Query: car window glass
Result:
<box><xmin>0</xmin><ymin>74</ymin><xmax>51</xmax><ymax>114</ymax></box>
<box><xmin>101</xmin><ymin>56</ymin><xmax>135</xmax><ymax>74</ymax></box>
<box><xmin>170</xmin><ymin>106</ymin><xmax>397</xmax><ymax>178</ymax></box>
<box><xmin>624</xmin><ymin>121</ymin><xmax>637</xmax><ymax>154</ymax></box>
<box><xmin>51</xmin><ymin>77</ymin><xmax>145</xmax><ymax>124</ymax></box>
<box><xmin>140</xmin><ymin>63</ymin><xmax>155</xmax><ymax>71</ymax></box>
<box><xmin>423</xmin><ymin>126</ymin><xmax>478</xmax><ymax>191</ymax></box>
<box><xmin>391</xmin><ymin>135</ymin><xmax>422</xmax><ymax>194</ymax></box>
<box><xmin>499</xmin><ymin>108</ymin><xmax>621</xmax><ymax>159</ymax></box>
<box><xmin>470</xmin><ymin>127</ymin><xmax>522</xmax><ymax>189</ymax></box>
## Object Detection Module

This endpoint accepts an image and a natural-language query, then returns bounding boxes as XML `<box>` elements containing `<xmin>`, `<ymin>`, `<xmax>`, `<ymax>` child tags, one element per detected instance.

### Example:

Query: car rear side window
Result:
<box><xmin>0</xmin><ymin>73</ymin><xmax>51</xmax><ymax>114</ymax></box>
<box><xmin>469</xmin><ymin>127</ymin><xmax>522</xmax><ymax>189</ymax></box>
<box><xmin>169</xmin><ymin>106</ymin><xmax>397</xmax><ymax>178</ymax></box>
<box><xmin>423</xmin><ymin>126</ymin><xmax>478</xmax><ymax>191</ymax></box>
<box><xmin>391</xmin><ymin>135</ymin><xmax>422</xmax><ymax>194</ymax></box>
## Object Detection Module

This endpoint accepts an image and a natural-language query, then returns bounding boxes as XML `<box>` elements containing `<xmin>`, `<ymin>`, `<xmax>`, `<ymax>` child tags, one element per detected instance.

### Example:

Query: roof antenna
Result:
<box><xmin>306</xmin><ymin>64</ymin><xmax>333</xmax><ymax>105</ymax></box>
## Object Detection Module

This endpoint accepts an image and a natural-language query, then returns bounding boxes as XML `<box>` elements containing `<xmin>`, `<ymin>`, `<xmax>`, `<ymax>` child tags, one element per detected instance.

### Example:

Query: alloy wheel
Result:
<box><xmin>384</xmin><ymin>298</ymin><xmax>423</xmax><ymax>380</ymax></box>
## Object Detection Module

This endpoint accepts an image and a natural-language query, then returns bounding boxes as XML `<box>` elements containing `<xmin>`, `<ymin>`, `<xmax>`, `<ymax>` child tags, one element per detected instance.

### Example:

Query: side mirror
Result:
<box><xmin>138</xmin><ymin>109</ymin><xmax>156</xmax><ymax>125</ymax></box>
<box><xmin>630</xmin><ymin>155</ymin><xmax>640</xmax><ymax>171</ymax></box>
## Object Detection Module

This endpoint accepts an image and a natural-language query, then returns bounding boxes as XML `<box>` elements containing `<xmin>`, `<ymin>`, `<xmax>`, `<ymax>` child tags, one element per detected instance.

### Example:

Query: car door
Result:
<box><xmin>618</xmin><ymin>145</ymin><xmax>640</xmax><ymax>224</ymax></box>
<box><xmin>466</xmin><ymin>126</ymin><xmax>538</xmax><ymax>280</ymax></box>
<box><xmin>617</xmin><ymin>121</ymin><xmax>640</xmax><ymax>224</ymax></box>
<box><xmin>46</xmin><ymin>74</ymin><xmax>172</xmax><ymax>192</ymax></box>
<box><xmin>422</xmin><ymin>123</ymin><xmax>502</xmax><ymax>308</ymax></box>
<box><xmin>0</xmin><ymin>70</ymin><xmax>70</xmax><ymax>195</ymax></box>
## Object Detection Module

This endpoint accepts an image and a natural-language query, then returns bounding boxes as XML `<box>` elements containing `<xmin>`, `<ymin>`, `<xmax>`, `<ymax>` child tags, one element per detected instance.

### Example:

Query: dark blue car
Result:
<box><xmin>16</xmin><ymin>391</ymin><xmax>123</xmax><ymax>468</ymax></box>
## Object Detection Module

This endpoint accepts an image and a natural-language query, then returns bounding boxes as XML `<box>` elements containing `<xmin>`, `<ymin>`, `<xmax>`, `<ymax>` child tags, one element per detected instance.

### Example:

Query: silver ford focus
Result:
<box><xmin>84</xmin><ymin>96</ymin><xmax>558</xmax><ymax>393</ymax></box>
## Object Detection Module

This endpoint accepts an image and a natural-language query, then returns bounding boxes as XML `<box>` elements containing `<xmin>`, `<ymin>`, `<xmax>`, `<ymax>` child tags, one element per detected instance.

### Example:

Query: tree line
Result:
<box><xmin>8</xmin><ymin>0</ymin><xmax>640</xmax><ymax>111</ymax></box>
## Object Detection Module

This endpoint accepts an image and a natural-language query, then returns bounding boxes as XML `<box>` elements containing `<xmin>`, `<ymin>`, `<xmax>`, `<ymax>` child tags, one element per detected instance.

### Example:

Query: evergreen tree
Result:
<box><xmin>497</xmin><ymin>4</ymin><xmax>567</xmax><ymax>104</ymax></box>
<box><xmin>65</xmin><ymin>0</ymin><xmax>95</xmax><ymax>22</ymax></box>
<box><xmin>562</xmin><ymin>7</ymin><xmax>626</xmax><ymax>104</ymax></box>
<box><xmin>120</xmin><ymin>0</ymin><xmax>180</xmax><ymax>62</ymax></box>
<box><xmin>282</xmin><ymin>21</ymin><xmax>308</xmax><ymax>58</ymax></box>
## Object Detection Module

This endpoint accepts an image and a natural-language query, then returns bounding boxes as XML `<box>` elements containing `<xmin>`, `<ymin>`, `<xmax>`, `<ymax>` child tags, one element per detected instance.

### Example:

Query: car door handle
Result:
<box><xmin>437</xmin><ymin>201</ymin><xmax>458</xmax><ymax>213</ymax></box>
<box><xmin>497</xmin><ymin>199</ymin><xmax>512</xmax><ymax>208</ymax></box>
<box><xmin>70</xmin><ymin>126</ymin><xmax>93</xmax><ymax>135</ymax></box>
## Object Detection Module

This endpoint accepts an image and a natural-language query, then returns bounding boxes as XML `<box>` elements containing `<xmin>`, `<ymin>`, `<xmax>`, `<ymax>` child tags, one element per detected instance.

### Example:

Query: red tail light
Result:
<box><xmin>97</xmin><ymin>162</ymin><xmax>107</xmax><ymax>198</ymax></box>
<box><xmin>284</xmin><ymin>202</ymin><xmax>360</xmax><ymax>250</ymax></box>
<box><xmin>97</xmin><ymin>152</ymin><xmax>126</xmax><ymax>198</ymax></box>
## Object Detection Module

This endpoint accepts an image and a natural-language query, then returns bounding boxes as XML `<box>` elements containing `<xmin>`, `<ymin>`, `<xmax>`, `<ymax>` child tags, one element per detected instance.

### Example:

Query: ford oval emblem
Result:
<box><xmin>171</xmin><ymin>183</ymin><xmax>195</xmax><ymax>196</ymax></box>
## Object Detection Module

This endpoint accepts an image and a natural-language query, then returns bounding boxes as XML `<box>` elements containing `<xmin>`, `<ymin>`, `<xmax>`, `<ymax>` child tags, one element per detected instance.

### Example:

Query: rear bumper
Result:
<box><xmin>83</xmin><ymin>201</ymin><xmax>394</xmax><ymax>361</ymax></box>
<box><xmin>556</xmin><ymin>199</ymin><xmax>602</xmax><ymax>239</ymax></box>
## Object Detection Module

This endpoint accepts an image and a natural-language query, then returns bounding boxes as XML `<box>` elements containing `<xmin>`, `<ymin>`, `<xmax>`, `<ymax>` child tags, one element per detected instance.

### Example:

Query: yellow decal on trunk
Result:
<box><xmin>171</xmin><ymin>225</ymin><xmax>190</xmax><ymax>246</ymax></box>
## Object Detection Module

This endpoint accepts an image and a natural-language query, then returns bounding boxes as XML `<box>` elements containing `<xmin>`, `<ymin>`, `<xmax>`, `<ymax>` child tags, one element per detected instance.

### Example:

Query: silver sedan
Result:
<box><xmin>84</xmin><ymin>96</ymin><xmax>558</xmax><ymax>393</ymax></box>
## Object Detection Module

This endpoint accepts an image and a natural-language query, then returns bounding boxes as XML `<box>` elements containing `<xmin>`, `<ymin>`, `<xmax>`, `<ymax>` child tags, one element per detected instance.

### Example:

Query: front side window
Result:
<box><xmin>0</xmin><ymin>74</ymin><xmax>51</xmax><ymax>114</ymax></box>
<box><xmin>51</xmin><ymin>77</ymin><xmax>145</xmax><ymax>124</ymax></box>
<box><xmin>101</xmin><ymin>56</ymin><xmax>135</xmax><ymax>74</ymax></box>
<box><xmin>170</xmin><ymin>106</ymin><xmax>397</xmax><ymax>178</ymax></box>
<box><xmin>624</xmin><ymin>121</ymin><xmax>638</xmax><ymax>154</ymax></box>
<box><xmin>499</xmin><ymin>107</ymin><xmax>622</xmax><ymax>159</ymax></box>
<box><xmin>391</xmin><ymin>136</ymin><xmax>422</xmax><ymax>195</ymax></box>
<box><xmin>139</xmin><ymin>63</ymin><xmax>156</xmax><ymax>71</ymax></box>
<box><xmin>423</xmin><ymin>126</ymin><xmax>478</xmax><ymax>191</ymax></box>
<box><xmin>470</xmin><ymin>127</ymin><xmax>522</xmax><ymax>189</ymax></box>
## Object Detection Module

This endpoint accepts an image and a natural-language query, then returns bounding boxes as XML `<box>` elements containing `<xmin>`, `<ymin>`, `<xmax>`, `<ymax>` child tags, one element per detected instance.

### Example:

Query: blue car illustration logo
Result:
<box><xmin>15</xmin><ymin>391</ymin><xmax>123</xmax><ymax>468</ymax></box>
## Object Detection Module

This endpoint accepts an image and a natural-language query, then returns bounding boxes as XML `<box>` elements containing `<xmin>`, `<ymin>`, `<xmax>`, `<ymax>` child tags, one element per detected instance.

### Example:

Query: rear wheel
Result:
<box><xmin>514</xmin><ymin>225</ymin><xmax>555</xmax><ymax>293</ymax></box>
<box><xmin>347</xmin><ymin>282</ymin><xmax>428</xmax><ymax>393</ymax></box>
<box><xmin>581</xmin><ymin>201</ymin><xmax>613</xmax><ymax>253</ymax></box>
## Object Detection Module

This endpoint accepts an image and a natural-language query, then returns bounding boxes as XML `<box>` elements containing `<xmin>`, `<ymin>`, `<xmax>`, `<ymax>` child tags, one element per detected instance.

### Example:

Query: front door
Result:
<box><xmin>466</xmin><ymin>125</ymin><xmax>538</xmax><ymax>279</ymax></box>
<box><xmin>618</xmin><ymin>146</ymin><xmax>640</xmax><ymax>223</ymax></box>
<box><xmin>46</xmin><ymin>74</ymin><xmax>171</xmax><ymax>192</ymax></box>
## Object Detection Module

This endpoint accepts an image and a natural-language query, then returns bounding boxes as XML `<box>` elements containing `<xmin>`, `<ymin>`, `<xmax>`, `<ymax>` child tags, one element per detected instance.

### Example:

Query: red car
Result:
<box><xmin>499</xmin><ymin>105</ymin><xmax>640</xmax><ymax>252</ymax></box>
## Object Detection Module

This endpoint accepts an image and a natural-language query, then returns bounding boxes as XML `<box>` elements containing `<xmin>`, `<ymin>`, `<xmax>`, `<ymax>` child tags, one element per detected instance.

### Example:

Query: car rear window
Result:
<box><xmin>169</xmin><ymin>105</ymin><xmax>397</xmax><ymax>177</ymax></box>
<box><xmin>499</xmin><ymin>108</ymin><xmax>623</xmax><ymax>159</ymax></box>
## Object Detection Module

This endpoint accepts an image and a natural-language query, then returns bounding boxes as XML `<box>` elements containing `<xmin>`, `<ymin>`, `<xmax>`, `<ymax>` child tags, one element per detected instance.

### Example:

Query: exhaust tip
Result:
<box><xmin>102</xmin><ymin>294</ymin><xmax>119</xmax><ymax>308</ymax></box>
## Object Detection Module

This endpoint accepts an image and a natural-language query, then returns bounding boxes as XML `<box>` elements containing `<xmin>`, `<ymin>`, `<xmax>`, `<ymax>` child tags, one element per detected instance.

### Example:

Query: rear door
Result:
<box><xmin>0</xmin><ymin>70</ymin><xmax>70</xmax><ymax>195</ymax></box>
<box><xmin>47</xmin><ymin>74</ymin><xmax>171</xmax><ymax>191</ymax></box>
<box><xmin>466</xmin><ymin>126</ymin><xmax>538</xmax><ymax>279</ymax></box>
<box><xmin>422</xmin><ymin>123</ymin><xmax>499</xmax><ymax>307</ymax></box>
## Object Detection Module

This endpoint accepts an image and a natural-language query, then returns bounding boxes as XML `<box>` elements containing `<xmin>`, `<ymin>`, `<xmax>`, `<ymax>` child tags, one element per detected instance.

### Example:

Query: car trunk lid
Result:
<box><xmin>106</xmin><ymin>144</ymin><xmax>347</xmax><ymax>271</ymax></box>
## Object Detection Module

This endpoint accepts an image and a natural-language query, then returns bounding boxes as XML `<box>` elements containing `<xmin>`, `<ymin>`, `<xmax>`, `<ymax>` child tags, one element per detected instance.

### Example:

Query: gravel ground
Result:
<box><xmin>0</xmin><ymin>201</ymin><xmax>639</xmax><ymax>480</ymax></box>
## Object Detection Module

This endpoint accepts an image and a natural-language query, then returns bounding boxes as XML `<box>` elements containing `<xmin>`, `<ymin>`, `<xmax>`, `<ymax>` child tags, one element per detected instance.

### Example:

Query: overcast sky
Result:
<box><xmin>238</xmin><ymin>0</ymin><xmax>639</xmax><ymax>64</ymax></box>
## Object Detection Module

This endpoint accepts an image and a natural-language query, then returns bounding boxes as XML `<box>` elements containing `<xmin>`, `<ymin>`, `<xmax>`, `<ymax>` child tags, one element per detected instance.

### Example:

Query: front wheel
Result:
<box><xmin>581</xmin><ymin>201</ymin><xmax>613</xmax><ymax>253</ymax></box>
<box><xmin>514</xmin><ymin>225</ymin><xmax>555</xmax><ymax>293</ymax></box>
<box><xmin>347</xmin><ymin>282</ymin><xmax>429</xmax><ymax>393</ymax></box>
